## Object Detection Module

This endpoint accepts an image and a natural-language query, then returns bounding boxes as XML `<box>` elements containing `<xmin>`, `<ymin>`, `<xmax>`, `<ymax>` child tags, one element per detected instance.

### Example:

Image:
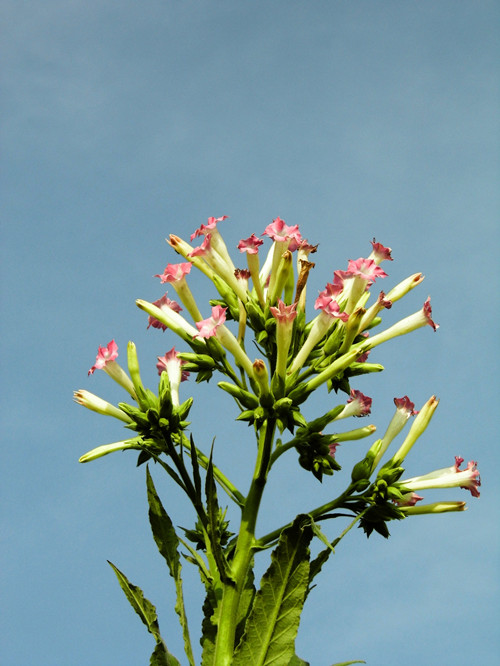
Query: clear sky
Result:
<box><xmin>2</xmin><ymin>2</ymin><xmax>499</xmax><ymax>665</ymax></box>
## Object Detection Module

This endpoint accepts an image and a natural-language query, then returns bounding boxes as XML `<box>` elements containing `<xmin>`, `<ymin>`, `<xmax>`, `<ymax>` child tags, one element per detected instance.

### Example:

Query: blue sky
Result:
<box><xmin>2</xmin><ymin>2</ymin><xmax>499</xmax><ymax>664</ymax></box>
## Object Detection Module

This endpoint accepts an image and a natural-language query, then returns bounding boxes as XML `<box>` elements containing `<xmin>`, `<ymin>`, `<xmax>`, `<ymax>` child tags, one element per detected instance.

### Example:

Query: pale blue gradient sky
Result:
<box><xmin>2</xmin><ymin>2</ymin><xmax>499</xmax><ymax>665</ymax></box>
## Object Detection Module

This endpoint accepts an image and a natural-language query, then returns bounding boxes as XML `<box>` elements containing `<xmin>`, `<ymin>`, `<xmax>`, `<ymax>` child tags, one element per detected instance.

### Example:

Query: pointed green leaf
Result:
<box><xmin>108</xmin><ymin>561</ymin><xmax>180</xmax><ymax>665</ymax></box>
<box><xmin>108</xmin><ymin>560</ymin><xmax>162</xmax><ymax>640</ymax></box>
<box><xmin>149</xmin><ymin>641</ymin><xmax>182</xmax><ymax>666</ymax></box>
<box><xmin>205</xmin><ymin>447</ymin><xmax>232</xmax><ymax>583</ymax></box>
<box><xmin>146</xmin><ymin>468</ymin><xmax>195</xmax><ymax>666</ymax></box>
<box><xmin>233</xmin><ymin>516</ymin><xmax>313</xmax><ymax>666</ymax></box>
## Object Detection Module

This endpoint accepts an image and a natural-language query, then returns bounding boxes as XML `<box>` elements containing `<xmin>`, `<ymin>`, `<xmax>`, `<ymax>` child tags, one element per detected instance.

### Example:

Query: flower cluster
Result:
<box><xmin>75</xmin><ymin>215</ymin><xmax>480</xmax><ymax>665</ymax></box>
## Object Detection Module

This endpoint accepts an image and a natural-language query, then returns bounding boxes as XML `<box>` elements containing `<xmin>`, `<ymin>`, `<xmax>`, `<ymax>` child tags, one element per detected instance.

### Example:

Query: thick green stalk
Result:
<box><xmin>213</xmin><ymin>417</ymin><xmax>276</xmax><ymax>665</ymax></box>
<box><xmin>256</xmin><ymin>485</ymin><xmax>356</xmax><ymax>549</ymax></box>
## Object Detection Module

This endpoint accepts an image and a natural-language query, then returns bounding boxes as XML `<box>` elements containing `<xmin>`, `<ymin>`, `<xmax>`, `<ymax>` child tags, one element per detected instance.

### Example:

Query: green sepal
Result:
<box><xmin>218</xmin><ymin>382</ymin><xmax>259</xmax><ymax>409</ymax></box>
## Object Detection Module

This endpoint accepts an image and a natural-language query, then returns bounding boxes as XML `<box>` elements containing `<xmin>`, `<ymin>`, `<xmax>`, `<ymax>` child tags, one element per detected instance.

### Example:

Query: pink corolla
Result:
<box><xmin>270</xmin><ymin>299</ymin><xmax>298</xmax><ymax>324</ymax></box>
<box><xmin>189</xmin><ymin>234</ymin><xmax>212</xmax><ymax>258</ymax></box>
<box><xmin>190</xmin><ymin>215</ymin><xmax>228</xmax><ymax>241</ymax></box>
<box><xmin>262</xmin><ymin>217</ymin><xmax>303</xmax><ymax>250</ymax></box>
<box><xmin>454</xmin><ymin>456</ymin><xmax>481</xmax><ymax>498</ymax></box>
<box><xmin>88</xmin><ymin>340</ymin><xmax>119</xmax><ymax>375</ymax></box>
<box><xmin>338</xmin><ymin>389</ymin><xmax>373</xmax><ymax>419</ymax></box>
<box><xmin>270</xmin><ymin>300</ymin><xmax>298</xmax><ymax>378</ymax></box>
<box><xmin>195</xmin><ymin>305</ymin><xmax>227</xmax><ymax>339</ymax></box>
<box><xmin>156</xmin><ymin>347</ymin><xmax>190</xmax><ymax>381</ymax></box>
<box><xmin>87</xmin><ymin>339</ymin><xmax>136</xmax><ymax>398</ymax></box>
<box><xmin>369</xmin><ymin>239</ymin><xmax>393</xmax><ymax>264</ymax></box>
<box><xmin>394</xmin><ymin>492</ymin><xmax>424</xmax><ymax>507</ymax></box>
<box><xmin>238</xmin><ymin>234</ymin><xmax>264</xmax><ymax>255</ymax></box>
<box><xmin>147</xmin><ymin>294</ymin><xmax>183</xmax><ymax>331</ymax></box>
<box><xmin>157</xmin><ymin>347</ymin><xmax>190</xmax><ymax>407</ymax></box>
<box><xmin>338</xmin><ymin>258</ymin><xmax>388</xmax><ymax>287</ymax></box>
<box><xmin>155</xmin><ymin>262</ymin><xmax>192</xmax><ymax>284</ymax></box>
<box><xmin>315</xmin><ymin>287</ymin><xmax>349</xmax><ymax>321</ymax></box>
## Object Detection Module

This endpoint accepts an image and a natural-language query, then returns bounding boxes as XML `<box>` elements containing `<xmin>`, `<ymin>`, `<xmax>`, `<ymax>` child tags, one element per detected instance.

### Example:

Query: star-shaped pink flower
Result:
<box><xmin>88</xmin><ymin>340</ymin><xmax>119</xmax><ymax>375</ymax></box>
<box><xmin>156</xmin><ymin>347</ymin><xmax>190</xmax><ymax>381</ymax></box>
<box><xmin>154</xmin><ymin>262</ymin><xmax>192</xmax><ymax>284</ymax></box>
<box><xmin>147</xmin><ymin>294</ymin><xmax>183</xmax><ymax>331</ymax></box>
<box><xmin>369</xmin><ymin>239</ymin><xmax>393</xmax><ymax>264</ymax></box>
<box><xmin>346</xmin><ymin>389</ymin><xmax>372</xmax><ymax>417</ymax></box>
<box><xmin>238</xmin><ymin>234</ymin><xmax>264</xmax><ymax>255</ymax></box>
<box><xmin>270</xmin><ymin>299</ymin><xmax>298</xmax><ymax>324</ymax></box>
<box><xmin>195</xmin><ymin>305</ymin><xmax>227</xmax><ymax>339</ymax></box>
<box><xmin>262</xmin><ymin>217</ymin><xmax>303</xmax><ymax>249</ymax></box>
<box><xmin>337</xmin><ymin>258</ymin><xmax>388</xmax><ymax>287</ymax></box>
<box><xmin>190</xmin><ymin>215</ymin><xmax>228</xmax><ymax>241</ymax></box>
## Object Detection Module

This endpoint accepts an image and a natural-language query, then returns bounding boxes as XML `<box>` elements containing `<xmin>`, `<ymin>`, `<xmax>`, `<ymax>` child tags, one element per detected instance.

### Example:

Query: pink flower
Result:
<box><xmin>337</xmin><ymin>258</ymin><xmax>388</xmax><ymax>287</ymax></box>
<box><xmin>190</xmin><ymin>215</ymin><xmax>228</xmax><ymax>241</ymax></box>
<box><xmin>147</xmin><ymin>294</ymin><xmax>183</xmax><ymax>331</ymax></box>
<box><xmin>156</xmin><ymin>347</ymin><xmax>190</xmax><ymax>381</ymax></box>
<box><xmin>423</xmin><ymin>296</ymin><xmax>439</xmax><ymax>332</ymax></box>
<box><xmin>88</xmin><ymin>340</ymin><xmax>119</xmax><ymax>375</ymax></box>
<box><xmin>346</xmin><ymin>389</ymin><xmax>372</xmax><ymax>417</ymax></box>
<box><xmin>262</xmin><ymin>217</ymin><xmax>303</xmax><ymax>249</ymax></box>
<box><xmin>394</xmin><ymin>396</ymin><xmax>417</xmax><ymax>415</ymax></box>
<box><xmin>454</xmin><ymin>456</ymin><xmax>481</xmax><ymax>498</ymax></box>
<box><xmin>234</xmin><ymin>268</ymin><xmax>251</xmax><ymax>282</ymax></box>
<box><xmin>394</xmin><ymin>492</ymin><xmax>424</xmax><ymax>507</ymax></box>
<box><xmin>195</xmin><ymin>305</ymin><xmax>227</xmax><ymax>339</ymax></box>
<box><xmin>369</xmin><ymin>239</ymin><xmax>393</xmax><ymax>264</ymax></box>
<box><xmin>188</xmin><ymin>234</ymin><xmax>212</xmax><ymax>258</ymax></box>
<box><xmin>154</xmin><ymin>262</ymin><xmax>192</xmax><ymax>284</ymax></box>
<box><xmin>270</xmin><ymin>299</ymin><xmax>298</xmax><ymax>324</ymax></box>
<box><xmin>238</xmin><ymin>234</ymin><xmax>264</xmax><ymax>255</ymax></box>
<box><xmin>315</xmin><ymin>283</ymin><xmax>349</xmax><ymax>321</ymax></box>
<box><xmin>328</xmin><ymin>442</ymin><xmax>339</xmax><ymax>459</ymax></box>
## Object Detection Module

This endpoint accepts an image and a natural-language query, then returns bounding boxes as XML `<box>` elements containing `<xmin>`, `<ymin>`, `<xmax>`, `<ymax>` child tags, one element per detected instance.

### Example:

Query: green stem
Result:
<box><xmin>256</xmin><ymin>485</ymin><xmax>357</xmax><ymax>549</ymax></box>
<box><xmin>213</xmin><ymin>417</ymin><xmax>276</xmax><ymax>666</ymax></box>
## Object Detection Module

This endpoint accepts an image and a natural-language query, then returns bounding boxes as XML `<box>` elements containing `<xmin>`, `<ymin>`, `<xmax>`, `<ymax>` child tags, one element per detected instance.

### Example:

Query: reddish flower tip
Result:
<box><xmin>347</xmin><ymin>389</ymin><xmax>372</xmax><ymax>417</ymax></box>
<box><xmin>394</xmin><ymin>396</ymin><xmax>417</xmax><ymax>415</ymax></box>
<box><xmin>238</xmin><ymin>234</ymin><xmax>264</xmax><ymax>254</ymax></box>
<box><xmin>88</xmin><ymin>340</ymin><xmax>119</xmax><ymax>375</ymax></box>
<box><xmin>423</xmin><ymin>296</ymin><xmax>439</xmax><ymax>331</ymax></box>
<box><xmin>190</xmin><ymin>215</ymin><xmax>228</xmax><ymax>241</ymax></box>
<box><xmin>454</xmin><ymin>456</ymin><xmax>481</xmax><ymax>498</ymax></box>
<box><xmin>370</xmin><ymin>239</ymin><xmax>393</xmax><ymax>263</ymax></box>
<box><xmin>147</xmin><ymin>294</ymin><xmax>182</xmax><ymax>331</ymax></box>
<box><xmin>195</xmin><ymin>305</ymin><xmax>227</xmax><ymax>339</ymax></box>
<box><xmin>154</xmin><ymin>262</ymin><xmax>192</xmax><ymax>284</ymax></box>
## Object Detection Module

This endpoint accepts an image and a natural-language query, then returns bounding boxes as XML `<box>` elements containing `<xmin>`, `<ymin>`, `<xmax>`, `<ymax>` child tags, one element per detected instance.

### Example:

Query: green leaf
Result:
<box><xmin>200</xmin><ymin>587</ymin><xmax>219</xmax><ymax>666</ymax></box>
<box><xmin>146</xmin><ymin>468</ymin><xmax>195</xmax><ymax>666</ymax></box>
<box><xmin>149</xmin><ymin>641</ymin><xmax>181</xmax><ymax>666</ymax></box>
<box><xmin>329</xmin><ymin>661</ymin><xmax>366</xmax><ymax>665</ymax></box>
<box><xmin>288</xmin><ymin>656</ymin><xmax>310</xmax><ymax>665</ymax></box>
<box><xmin>233</xmin><ymin>516</ymin><xmax>313</xmax><ymax>666</ymax></box>
<box><xmin>205</xmin><ymin>447</ymin><xmax>232</xmax><ymax>583</ymax></box>
<box><xmin>108</xmin><ymin>561</ymin><xmax>180</xmax><ymax>665</ymax></box>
